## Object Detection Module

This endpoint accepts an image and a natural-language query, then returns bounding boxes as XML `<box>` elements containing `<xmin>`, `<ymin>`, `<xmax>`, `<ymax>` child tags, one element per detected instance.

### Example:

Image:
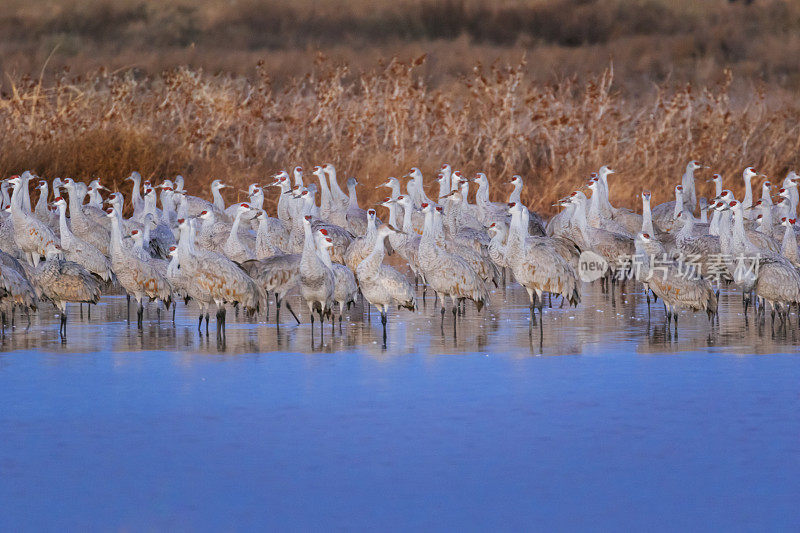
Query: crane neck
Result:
<box><xmin>760</xmin><ymin>204</ymin><xmax>773</xmax><ymax>228</ymax></box>
<box><xmin>212</xmin><ymin>187</ymin><xmax>226</xmax><ymax>212</ymax></box>
<box><xmin>347</xmin><ymin>184</ymin><xmax>359</xmax><ymax>211</ymax></box>
<box><xmin>508</xmin><ymin>181</ymin><xmax>522</xmax><ymax>204</ymax></box>
<box><xmin>782</xmin><ymin>223</ymin><xmax>799</xmax><ymax>259</ymax></box>
<box><xmin>742</xmin><ymin>175</ymin><xmax>753</xmax><ymax>208</ymax></box>
<box><xmin>641</xmin><ymin>197</ymin><xmax>654</xmax><ymax>234</ymax></box>
<box><xmin>571</xmin><ymin>197</ymin><xmax>591</xmax><ymax>244</ymax></box>
<box><xmin>385</xmin><ymin>202</ymin><xmax>398</xmax><ymax>229</ymax></box>
<box><xmin>361</xmin><ymin>233</ymin><xmax>387</xmax><ymax>275</ymax></box>
<box><xmin>708</xmin><ymin>209</ymin><xmax>721</xmax><ymax>236</ymax></box>
<box><xmin>475</xmin><ymin>179</ymin><xmax>490</xmax><ymax>205</ymax></box>
<box><xmin>35</xmin><ymin>185</ymin><xmax>48</xmax><ymax>214</ymax></box>
<box><xmin>402</xmin><ymin>203</ymin><xmax>414</xmax><ymax>233</ymax></box>
<box><xmin>328</xmin><ymin>170</ymin><xmax>346</xmax><ymax>201</ymax></box>
<box><xmin>682</xmin><ymin>167</ymin><xmax>697</xmax><ymax>210</ymax></box>
<box><xmin>56</xmin><ymin>204</ymin><xmax>72</xmax><ymax>241</ymax></box>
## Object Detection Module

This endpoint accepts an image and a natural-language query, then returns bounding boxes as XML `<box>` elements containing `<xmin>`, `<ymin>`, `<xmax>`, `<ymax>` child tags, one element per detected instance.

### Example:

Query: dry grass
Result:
<box><xmin>2</xmin><ymin>58</ymin><xmax>799</xmax><ymax>216</ymax></box>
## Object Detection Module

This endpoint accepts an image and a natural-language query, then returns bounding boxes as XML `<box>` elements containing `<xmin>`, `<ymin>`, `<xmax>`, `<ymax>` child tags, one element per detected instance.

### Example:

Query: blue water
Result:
<box><xmin>2</xmin><ymin>348</ymin><xmax>799</xmax><ymax>530</ymax></box>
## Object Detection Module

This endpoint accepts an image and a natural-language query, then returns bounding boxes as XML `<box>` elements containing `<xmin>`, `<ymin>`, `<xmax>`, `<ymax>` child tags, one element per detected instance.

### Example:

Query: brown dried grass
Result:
<box><xmin>2</xmin><ymin>58</ymin><xmax>799</xmax><ymax>216</ymax></box>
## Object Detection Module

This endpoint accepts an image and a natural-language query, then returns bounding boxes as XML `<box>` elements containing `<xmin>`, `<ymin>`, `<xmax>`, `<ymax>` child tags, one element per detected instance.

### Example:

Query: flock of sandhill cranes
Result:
<box><xmin>1</xmin><ymin>161</ymin><xmax>800</xmax><ymax>343</ymax></box>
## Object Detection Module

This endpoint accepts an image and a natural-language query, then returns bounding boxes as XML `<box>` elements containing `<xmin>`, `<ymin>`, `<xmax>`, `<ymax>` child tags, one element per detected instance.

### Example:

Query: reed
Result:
<box><xmin>2</xmin><ymin>58</ymin><xmax>799</xmax><ymax>216</ymax></box>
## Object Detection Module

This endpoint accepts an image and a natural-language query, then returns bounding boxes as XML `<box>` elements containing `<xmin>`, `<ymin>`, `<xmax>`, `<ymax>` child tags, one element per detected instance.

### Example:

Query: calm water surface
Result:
<box><xmin>1</xmin><ymin>284</ymin><xmax>799</xmax><ymax>530</ymax></box>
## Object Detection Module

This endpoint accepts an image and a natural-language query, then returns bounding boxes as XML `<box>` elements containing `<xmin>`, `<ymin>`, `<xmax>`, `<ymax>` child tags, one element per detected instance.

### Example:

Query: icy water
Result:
<box><xmin>2</xmin><ymin>284</ymin><xmax>800</xmax><ymax>530</ymax></box>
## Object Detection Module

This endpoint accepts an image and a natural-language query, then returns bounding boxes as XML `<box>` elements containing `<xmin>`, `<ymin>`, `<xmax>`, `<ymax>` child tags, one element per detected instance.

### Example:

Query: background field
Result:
<box><xmin>2</xmin><ymin>0</ymin><xmax>799</xmax><ymax>214</ymax></box>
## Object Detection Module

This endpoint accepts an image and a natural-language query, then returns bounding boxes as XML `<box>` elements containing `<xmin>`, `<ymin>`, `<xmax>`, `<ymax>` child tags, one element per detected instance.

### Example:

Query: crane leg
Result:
<box><xmin>172</xmin><ymin>304</ymin><xmax>175</xmax><ymax>324</ymax></box>
<box><xmin>79</xmin><ymin>303</ymin><xmax>83</xmax><ymax>319</ymax></box>
<box><xmin>88</xmin><ymin>304</ymin><xmax>91</xmax><ymax>320</ymax></box>
<box><xmin>318</xmin><ymin>308</ymin><xmax>324</xmax><ymax>340</ymax></box>
<box><xmin>126</xmin><ymin>294</ymin><xmax>130</xmax><ymax>322</ymax></box>
<box><xmin>157</xmin><ymin>306</ymin><xmax>161</xmax><ymax>322</ymax></box>
<box><xmin>285</xmin><ymin>300</ymin><xmax>300</xmax><ymax>324</ymax></box>
<box><xmin>60</xmin><ymin>313</ymin><xmax>67</xmax><ymax>338</ymax></box>
<box><xmin>381</xmin><ymin>311</ymin><xmax>387</xmax><ymax>347</ymax></box>
<box><xmin>216</xmin><ymin>308</ymin><xmax>225</xmax><ymax>337</ymax></box>
<box><xmin>137</xmin><ymin>303</ymin><xmax>144</xmax><ymax>328</ymax></box>
<box><xmin>198</xmin><ymin>314</ymin><xmax>203</xmax><ymax>332</ymax></box>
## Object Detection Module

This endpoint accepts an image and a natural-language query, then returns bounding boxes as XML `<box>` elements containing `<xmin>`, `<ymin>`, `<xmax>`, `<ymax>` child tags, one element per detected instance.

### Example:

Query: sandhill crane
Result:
<box><xmin>253</xmin><ymin>209</ymin><xmax>290</xmax><ymax>258</ymax></box>
<box><xmin>345</xmin><ymin>177</ymin><xmax>378</xmax><ymax>235</ymax></box>
<box><xmin>269</xmin><ymin>171</ymin><xmax>294</xmax><ymax>224</ymax></box>
<box><xmin>634</xmin><ymin>232</ymin><xmax>717</xmax><ymax>329</ymax></box>
<box><xmin>241</xmin><ymin>253</ymin><xmax>301</xmax><ymax>326</ymax></box>
<box><xmin>419</xmin><ymin>203</ymin><xmax>487</xmax><ymax>322</ymax></box>
<box><xmin>779</xmin><ymin>217</ymin><xmax>800</xmax><ymax>267</ymax></box>
<box><xmin>487</xmin><ymin>221</ymin><xmax>511</xmax><ymax>274</ymax></box>
<box><xmin>741</xmin><ymin>166</ymin><xmax>758</xmax><ymax>219</ymax></box>
<box><xmin>125</xmin><ymin>171</ymin><xmax>145</xmax><ymax>217</ymax></box>
<box><xmin>196</xmin><ymin>209</ymin><xmax>232</xmax><ymax>253</ymax></box>
<box><xmin>312</xmin><ymin>165</ymin><xmax>335</xmax><ymax>222</ymax></box>
<box><xmin>0</xmin><ymin>252</ymin><xmax>37</xmax><ymax>331</ymax></box>
<box><xmin>107</xmin><ymin>206</ymin><xmax>172</xmax><ymax>327</ymax></box>
<box><xmin>780</xmin><ymin>172</ymin><xmax>799</xmax><ymax>215</ymax></box>
<box><xmin>324</xmin><ymin>164</ymin><xmax>350</xmax><ymax>217</ymax></box>
<box><xmin>171</xmin><ymin>218</ymin><xmax>262</xmax><ymax>335</ymax></box>
<box><xmin>62</xmin><ymin>178</ymin><xmax>110</xmax><ymax>256</ymax></box>
<box><xmin>547</xmin><ymin>192</ymin><xmax>577</xmax><ymax>238</ymax></box>
<box><xmin>33</xmin><ymin>180</ymin><xmax>56</xmax><ymax>230</ymax></box>
<box><xmin>506</xmin><ymin>203</ymin><xmax>580</xmax><ymax>319</ymax></box>
<box><xmin>299</xmin><ymin>215</ymin><xmax>334</xmax><ymax>337</ymax></box>
<box><xmin>754</xmin><ymin>254</ymin><xmax>800</xmax><ymax>326</ymax></box>
<box><xmin>586</xmin><ymin>179</ymin><xmax>635</xmax><ymax>238</ymax></box>
<box><xmin>27</xmin><ymin>245</ymin><xmax>101</xmax><ymax>337</ymax></box>
<box><xmin>289</xmin><ymin>166</ymin><xmax>302</xmax><ymax>187</ymax></box>
<box><xmin>392</xmin><ymin>196</ymin><xmax>425</xmax><ymax>283</ymax></box>
<box><xmin>168</xmin><ymin>222</ymin><xmax>216</xmax><ymax>333</ymax></box>
<box><xmin>679</xmin><ymin>161</ymin><xmax>704</xmax><ymax>212</ymax></box>
<box><xmin>223</xmin><ymin>203</ymin><xmax>256</xmax><ymax>264</ymax></box>
<box><xmin>8</xmin><ymin>175</ymin><xmax>58</xmax><ymax>266</ymax></box>
<box><xmin>52</xmin><ymin>197</ymin><xmax>113</xmax><ymax>282</ymax></box>
<box><xmin>315</xmin><ymin>229</ymin><xmax>358</xmax><ymax>328</ymax></box>
<box><xmin>406</xmin><ymin>167</ymin><xmax>434</xmax><ymax>209</ymax></box>
<box><xmin>181</xmin><ymin>179</ymin><xmax>228</xmax><ymax>219</ymax></box>
<box><xmin>379</xmin><ymin>176</ymin><xmax>406</xmax><ymax>222</ymax></box>
<box><xmin>708</xmin><ymin>173</ymin><xmax>724</xmax><ymax>207</ymax></box>
<box><xmin>343</xmin><ymin>209</ymin><xmax>378</xmax><ymax>271</ymax></box>
<box><xmin>0</xmin><ymin>203</ymin><xmax>16</xmax><ymax>257</ymax></box>
<box><xmin>472</xmin><ymin>172</ymin><xmax>508</xmax><ymax>226</ymax></box>
<box><xmin>650</xmin><ymin>185</ymin><xmax>685</xmax><ymax>231</ymax></box>
<box><xmin>503</xmin><ymin>174</ymin><xmax>547</xmax><ymax>235</ymax></box>
<box><xmin>356</xmin><ymin>223</ymin><xmax>416</xmax><ymax>344</ymax></box>
<box><xmin>730</xmin><ymin>199</ymin><xmax>781</xmax><ymax>255</ymax></box>
<box><xmin>567</xmin><ymin>191</ymin><xmax>634</xmax><ymax>279</ymax></box>
<box><xmin>433</xmin><ymin>204</ymin><xmax>500</xmax><ymax>287</ymax></box>
<box><xmin>296</xmin><ymin>189</ymin><xmax>355</xmax><ymax>264</ymax></box>
<box><xmin>1</xmin><ymin>179</ymin><xmax>11</xmax><ymax>211</ymax></box>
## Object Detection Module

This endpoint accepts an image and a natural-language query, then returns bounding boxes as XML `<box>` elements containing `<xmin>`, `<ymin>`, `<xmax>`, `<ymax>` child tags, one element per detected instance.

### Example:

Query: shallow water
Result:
<box><xmin>1</xmin><ymin>282</ymin><xmax>799</xmax><ymax>355</ymax></box>
<box><xmin>1</xmin><ymin>284</ymin><xmax>799</xmax><ymax>529</ymax></box>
